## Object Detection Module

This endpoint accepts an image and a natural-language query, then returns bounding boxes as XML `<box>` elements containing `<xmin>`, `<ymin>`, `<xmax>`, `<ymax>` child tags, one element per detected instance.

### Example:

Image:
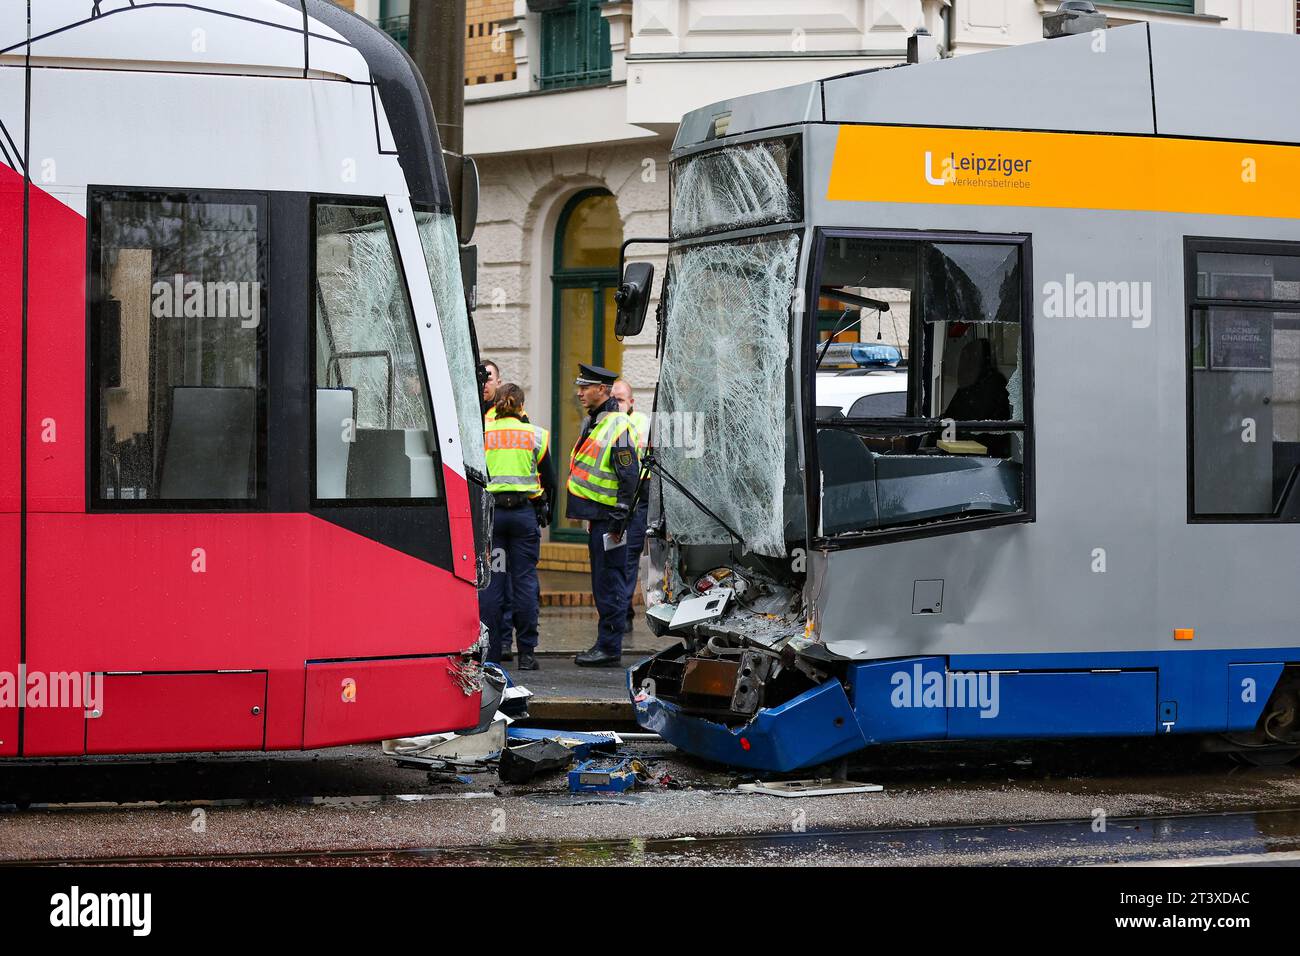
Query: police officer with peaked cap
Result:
<box><xmin>567</xmin><ymin>363</ymin><xmax>641</xmax><ymax>667</ymax></box>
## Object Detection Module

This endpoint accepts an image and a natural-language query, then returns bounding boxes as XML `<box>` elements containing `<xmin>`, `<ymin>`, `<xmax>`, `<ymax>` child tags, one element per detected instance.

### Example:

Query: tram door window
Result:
<box><xmin>313</xmin><ymin>203</ymin><xmax>438</xmax><ymax>502</ymax></box>
<box><xmin>1188</xmin><ymin>242</ymin><xmax>1300</xmax><ymax>520</ymax></box>
<box><xmin>813</xmin><ymin>234</ymin><xmax>1030</xmax><ymax>538</ymax></box>
<box><xmin>90</xmin><ymin>192</ymin><xmax>266</xmax><ymax>507</ymax></box>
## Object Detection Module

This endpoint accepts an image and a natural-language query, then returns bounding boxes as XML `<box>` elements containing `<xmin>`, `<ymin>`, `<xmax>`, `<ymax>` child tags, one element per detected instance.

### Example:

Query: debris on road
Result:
<box><xmin>737</xmin><ymin>778</ymin><xmax>883</xmax><ymax>798</ymax></box>
<box><xmin>499</xmin><ymin>738</ymin><xmax>575</xmax><ymax>784</ymax></box>
<box><xmin>568</xmin><ymin>758</ymin><xmax>646</xmax><ymax>794</ymax></box>
<box><xmin>506</xmin><ymin>727</ymin><xmax>621</xmax><ymax>761</ymax></box>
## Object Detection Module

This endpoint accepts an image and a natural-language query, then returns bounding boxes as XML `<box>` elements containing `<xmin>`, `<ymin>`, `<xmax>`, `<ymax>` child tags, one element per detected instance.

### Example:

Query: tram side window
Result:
<box><xmin>314</xmin><ymin>203</ymin><xmax>439</xmax><ymax>501</ymax></box>
<box><xmin>1188</xmin><ymin>242</ymin><xmax>1300</xmax><ymax>520</ymax></box>
<box><xmin>91</xmin><ymin>193</ymin><xmax>265</xmax><ymax>506</ymax></box>
<box><xmin>814</xmin><ymin>235</ymin><xmax>1029</xmax><ymax>538</ymax></box>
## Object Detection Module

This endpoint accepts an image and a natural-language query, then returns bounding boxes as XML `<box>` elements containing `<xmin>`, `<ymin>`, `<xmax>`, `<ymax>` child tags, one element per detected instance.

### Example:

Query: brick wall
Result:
<box><xmin>465</xmin><ymin>0</ymin><xmax>515</xmax><ymax>86</ymax></box>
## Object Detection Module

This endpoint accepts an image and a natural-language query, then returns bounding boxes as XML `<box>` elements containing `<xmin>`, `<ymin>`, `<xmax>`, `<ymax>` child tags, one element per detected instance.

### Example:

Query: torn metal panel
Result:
<box><xmin>498</xmin><ymin>738</ymin><xmax>574</xmax><ymax>785</ymax></box>
<box><xmin>658</xmin><ymin>233</ymin><xmax>800</xmax><ymax>557</ymax></box>
<box><xmin>506</xmin><ymin>727</ymin><xmax>621</xmax><ymax>761</ymax></box>
<box><xmin>383</xmin><ymin>718</ymin><xmax>507</xmax><ymax>764</ymax></box>
<box><xmin>632</xmin><ymin>658</ymin><xmax>867</xmax><ymax>773</ymax></box>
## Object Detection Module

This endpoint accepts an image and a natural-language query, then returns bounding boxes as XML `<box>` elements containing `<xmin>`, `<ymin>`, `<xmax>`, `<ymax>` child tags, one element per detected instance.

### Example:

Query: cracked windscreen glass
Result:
<box><xmin>415</xmin><ymin>210</ymin><xmax>486</xmax><ymax>477</ymax></box>
<box><xmin>671</xmin><ymin>137</ymin><xmax>801</xmax><ymax>240</ymax></box>
<box><xmin>656</xmin><ymin>232</ymin><xmax>802</xmax><ymax>558</ymax></box>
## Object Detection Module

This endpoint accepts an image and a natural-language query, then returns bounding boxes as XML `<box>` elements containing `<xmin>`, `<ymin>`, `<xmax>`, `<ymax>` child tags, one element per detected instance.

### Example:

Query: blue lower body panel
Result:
<box><xmin>948</xmin><ymin>671</ymin><xmax>1156</xmax><ymax>738</ymax></box>
<box><xmin>631</xmin><ymin>670</ymin><xmax>867</xmax><ymax>773</ymax></box>
<box><xmin>630</xmin><ymin>647</ymin><xmax>1296</xmax><ymax>773</ymax></box>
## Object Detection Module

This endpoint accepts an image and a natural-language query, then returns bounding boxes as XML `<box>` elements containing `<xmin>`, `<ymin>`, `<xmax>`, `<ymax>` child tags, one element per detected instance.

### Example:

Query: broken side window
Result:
<box><xmin>813</xmin><ymin>234</ymin><xmax>1030</xmax><ymax>538</ymax></box>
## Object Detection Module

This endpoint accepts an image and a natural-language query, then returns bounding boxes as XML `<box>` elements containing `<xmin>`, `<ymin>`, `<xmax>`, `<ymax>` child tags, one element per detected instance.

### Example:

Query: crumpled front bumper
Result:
<box><xmin>628</xmin><ymin>653</ymin><xmax>868</xmax><ymax>773</ymax></box>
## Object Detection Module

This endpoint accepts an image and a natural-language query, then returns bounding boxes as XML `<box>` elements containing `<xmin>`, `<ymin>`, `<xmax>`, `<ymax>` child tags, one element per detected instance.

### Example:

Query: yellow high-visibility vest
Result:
<box><xmin>568</xmin><ymin>410</ymin><xmax>635</xmax><ymax>507</ymax></box>
<box><xmin>484</xmin><ymin>417</ymin><xmax>549</xmax><ymax>496</ymax></box>
<box><xmin>628</xmin><ymin>410</ymin><xmax>650</xmax><ymax>451</ymax></box>
<box><xmin>628</xmin><ymin>409</ymin><xmax>651</xmax><ymax>480</ymax></box>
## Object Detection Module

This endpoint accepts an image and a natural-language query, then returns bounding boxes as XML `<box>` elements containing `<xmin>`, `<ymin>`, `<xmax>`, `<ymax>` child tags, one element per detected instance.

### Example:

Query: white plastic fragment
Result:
<box><xmin>737</xmin><ymin>779</ymin><xmax>883</xmax><ymax>797</ymax></box>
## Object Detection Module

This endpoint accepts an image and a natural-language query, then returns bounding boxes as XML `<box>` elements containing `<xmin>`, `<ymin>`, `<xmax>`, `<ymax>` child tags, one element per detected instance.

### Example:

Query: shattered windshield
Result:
<box><xmin>657</xmin><ymin>232</ymin><xmax>802</xmax><ymax>557</ymax></box>
<box><xmin>415</xmin><ymin>210</ymin><xmax>486</xmax><ymax>477</ymax></box>
<box><xmin>670</xmin><ymin>136</ymin><xmax>801</xmax><ymax>240</ymax></box>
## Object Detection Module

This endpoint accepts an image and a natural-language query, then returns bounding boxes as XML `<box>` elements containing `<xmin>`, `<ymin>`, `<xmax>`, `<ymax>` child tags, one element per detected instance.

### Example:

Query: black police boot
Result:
<box><xmin>575</xmin><ymin>646</ymin><xmax>622</xmax><ymax>668</ymax></box>
<box><xmin>516</xmin><ymin>652</ymin><xmax>540</xmax><ymax>671</ymax></box>
<box><xmin>500</xmin><ymin>649</ymin><xmax>515</xmax><ymax>663</ymax></box>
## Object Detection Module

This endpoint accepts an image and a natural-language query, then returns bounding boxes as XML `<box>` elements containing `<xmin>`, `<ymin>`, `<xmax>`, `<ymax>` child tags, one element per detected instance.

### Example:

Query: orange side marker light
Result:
<box><xmin>1174</xmin><ymin>628</ymin><xmax>1194</xmax><ymax>642</ymax></box>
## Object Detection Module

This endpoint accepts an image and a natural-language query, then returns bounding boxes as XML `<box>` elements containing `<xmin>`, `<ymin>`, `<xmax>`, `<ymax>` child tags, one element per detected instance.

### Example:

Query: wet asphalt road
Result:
<box><xmin>3</xmin><ymin>737</ymin><xmax>1300</xmax><ymax>865</ymax></box>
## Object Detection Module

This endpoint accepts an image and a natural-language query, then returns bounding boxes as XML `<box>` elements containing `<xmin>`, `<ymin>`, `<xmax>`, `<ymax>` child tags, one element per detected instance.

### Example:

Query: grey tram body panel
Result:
<box><xmin>669</xmin><ymin>22</ymin><xmax>1300</xmax><ymax>662</ymax></box>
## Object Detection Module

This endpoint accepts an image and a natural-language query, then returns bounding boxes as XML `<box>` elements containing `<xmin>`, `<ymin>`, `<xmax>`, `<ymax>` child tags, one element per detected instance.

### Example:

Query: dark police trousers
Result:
<box><xmin>588</xmin><ymin>516</ymin><xmax>635</xmax><ymax>655</ymax></box>
<box><xmin>480</xmin><ymin>504</ymin><xmax>540</xmax><ymax>661</ymax></box>
<box><xmin>622</xmin><ymin>497</ymin><xmax>649</xmax><ymax>632</ymax></box>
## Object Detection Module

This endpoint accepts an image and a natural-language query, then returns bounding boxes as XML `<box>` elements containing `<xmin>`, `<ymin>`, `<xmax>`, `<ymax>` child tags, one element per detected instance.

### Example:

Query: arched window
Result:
<box><xmin>551</xmin><ymin>189</ymin><xmax>622</xmax><ymax>539</ymax></box>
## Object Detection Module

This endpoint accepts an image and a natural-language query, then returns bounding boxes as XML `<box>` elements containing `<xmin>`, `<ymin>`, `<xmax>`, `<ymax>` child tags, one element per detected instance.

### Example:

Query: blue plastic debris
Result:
<box><xmin>506</xmin><ymin>727</ymin><xmax>619</xmax><ymax>761</ymax></box>
<box><xmin>568</xmin><ymin>758</ymin><xmax>639</xmax><ymax>794</ymax></box>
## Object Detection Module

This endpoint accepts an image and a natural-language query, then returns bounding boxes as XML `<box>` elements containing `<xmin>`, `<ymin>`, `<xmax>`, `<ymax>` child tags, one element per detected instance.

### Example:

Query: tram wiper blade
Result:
<box><xmin>638</xmin><ymin>453</ymin><xmax>792</xmax><ymax>584</ymax></box>
<box><xmin>639</xmin><ymin>453</ymin><xmax>745</xmax><ymax>549</ymax></box>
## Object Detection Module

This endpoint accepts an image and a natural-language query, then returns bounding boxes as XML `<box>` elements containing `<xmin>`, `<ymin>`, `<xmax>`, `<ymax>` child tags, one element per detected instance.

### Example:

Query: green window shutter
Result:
<box><xmin>540</xmin><ymin>0</ymin><xmax>611</xmax><ymax>90</ymax></box>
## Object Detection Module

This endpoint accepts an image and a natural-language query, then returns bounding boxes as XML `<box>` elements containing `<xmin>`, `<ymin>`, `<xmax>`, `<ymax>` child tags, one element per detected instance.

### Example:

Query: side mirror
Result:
<box><xmin>614</xmin><ymin>262</ymin><xmax>655</xmax><ymax>338</ymax></box>
<box><xmin>459</xmin><ymin>156</ymin><xmax>479</xmax><ymax>246</ymax></box>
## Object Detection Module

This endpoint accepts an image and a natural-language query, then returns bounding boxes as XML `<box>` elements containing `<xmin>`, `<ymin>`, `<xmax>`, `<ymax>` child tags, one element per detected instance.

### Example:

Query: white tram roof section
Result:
<box><xmin>0</xmin><ymin>1</ymin><xmax>410</xmax><ymax>202</ymax></box>
<box><xmin>674</xmin><ymin>23</ymin><xmax>1300</xmax><ymax>152</ymax></box>
<box><xmin>0</xmin><ymin>0</ymin><xmax>371</xmax><ymax>83</ymax></box>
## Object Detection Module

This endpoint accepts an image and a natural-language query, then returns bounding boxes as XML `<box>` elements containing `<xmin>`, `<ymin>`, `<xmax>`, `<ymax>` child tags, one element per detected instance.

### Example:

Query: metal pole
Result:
<box><xmin>408</xmin><ymin>0</ymin><xmax>465</xmax><ymax>156</ymax></box>
<box><xmin>409</xmin><ymin>0</ymin><xmax>466</xmax><ymax>228</ymax></box>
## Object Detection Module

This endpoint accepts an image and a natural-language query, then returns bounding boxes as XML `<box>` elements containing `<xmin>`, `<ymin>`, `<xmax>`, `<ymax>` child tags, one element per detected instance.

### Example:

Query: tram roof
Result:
<box><xmin>0</xmin><ymin>0</ymin><xmax>451</xmax><ymax>210</ymax></box>
<box><xmin>674</xmin><ymin>23</ymin><xmax>1300</xmax><ymax>152</ymax></box>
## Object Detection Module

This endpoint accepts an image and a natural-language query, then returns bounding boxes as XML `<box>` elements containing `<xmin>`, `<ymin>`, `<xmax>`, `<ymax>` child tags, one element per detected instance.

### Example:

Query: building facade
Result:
<box><xmin>345</xmin><ymin>0</ymin><xmax>1295</xmax><ymax>539</ymax></box>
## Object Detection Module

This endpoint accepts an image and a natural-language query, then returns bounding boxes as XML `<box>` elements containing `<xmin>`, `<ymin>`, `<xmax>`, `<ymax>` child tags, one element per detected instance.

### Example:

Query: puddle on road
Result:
<box><xmin>115</xmin><ymin>808</ymin><xmax>1300</xmax><ymax>868</ymax></box>
<box><xmin>0</xmin><ymin>792</ymin><xmax>499</xmax><ymax>814</ymax></box>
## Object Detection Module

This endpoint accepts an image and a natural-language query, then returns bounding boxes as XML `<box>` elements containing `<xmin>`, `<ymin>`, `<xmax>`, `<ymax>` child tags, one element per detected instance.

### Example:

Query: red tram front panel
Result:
<box><xmin>3</xmin><ymin>1</ymin><xmax>486</xmax><ymax>758</ymax></box>
<box><xmin>0</xmin><ymin>158</ymin><xmax>20</xmax><ymax>756</ymax></box>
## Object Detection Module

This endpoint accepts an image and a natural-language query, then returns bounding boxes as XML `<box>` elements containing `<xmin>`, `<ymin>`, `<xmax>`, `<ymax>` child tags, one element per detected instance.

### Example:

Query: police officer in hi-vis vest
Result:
<box><xmin>568</xmin><ymin>364</ymin><xmax>641</xmax><ymax>667</ymax></box>
<box><xmin>481</xmin><ymin>383</ymin><xmax>552</xmax><ymax>670</ymax></box>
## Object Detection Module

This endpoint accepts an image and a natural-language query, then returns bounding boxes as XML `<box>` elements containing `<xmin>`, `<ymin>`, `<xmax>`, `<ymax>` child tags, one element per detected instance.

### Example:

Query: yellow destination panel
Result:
<box><xmin>827</xmin><ymin>125</ymin><xmax>1300</xmax><ymax>219</ymax></box>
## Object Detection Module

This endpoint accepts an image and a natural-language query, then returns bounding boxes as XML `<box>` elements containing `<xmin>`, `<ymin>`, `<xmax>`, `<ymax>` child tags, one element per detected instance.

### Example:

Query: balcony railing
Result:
<box><xmin>379</xmin><ymin>14</ymin><xmax>410</xmax><ymax>50</ymax></box>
